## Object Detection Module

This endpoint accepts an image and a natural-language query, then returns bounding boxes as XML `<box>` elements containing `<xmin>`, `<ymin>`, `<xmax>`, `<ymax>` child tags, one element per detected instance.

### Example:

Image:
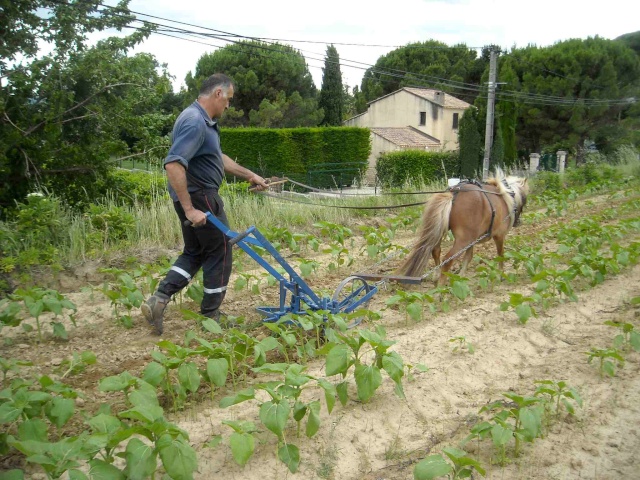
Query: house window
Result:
<box><xmin>452</xmin><ymin>113</ymin><xmax>459</xmax><ymax>129</ymax></box>
<box><xmin>419</xmin><ymin>112</ymin><xmax>426</xmax><ymax>126</ymax></box>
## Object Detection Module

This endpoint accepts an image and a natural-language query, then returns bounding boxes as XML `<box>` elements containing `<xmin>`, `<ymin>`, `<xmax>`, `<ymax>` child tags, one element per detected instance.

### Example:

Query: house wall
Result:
<box><xmin>345</xmin><ymin>89</ymin><xmax>470</xmax><ymax>183</ymax></box>
<box><xmin>345</xmin><ymin>91</ymin><xmax>444</xmax><ymax>141</ymax></box>
<box><xmin>366</xmin><ymin>134</ymin><xmax>399</xmax><ymax>184</ymax></box>
<box><xmin>441</xmin><ymin>108</ymin><xmax>466</xmax><ymax>150</ymax></box>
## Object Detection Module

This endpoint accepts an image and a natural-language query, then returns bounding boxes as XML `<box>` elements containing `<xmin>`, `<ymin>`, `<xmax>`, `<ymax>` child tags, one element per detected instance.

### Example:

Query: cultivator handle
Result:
<box><xmin>228</xmin><ymin>226</ymin><xmax>255</xmax><ymax>246</ymax></box>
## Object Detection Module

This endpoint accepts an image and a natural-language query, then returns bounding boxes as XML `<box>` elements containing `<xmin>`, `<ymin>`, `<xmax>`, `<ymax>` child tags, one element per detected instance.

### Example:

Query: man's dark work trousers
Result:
<box><xmin>157</xmin><ymin>189</ymin><xmax>232</xmax><ymax>316</ymax></box>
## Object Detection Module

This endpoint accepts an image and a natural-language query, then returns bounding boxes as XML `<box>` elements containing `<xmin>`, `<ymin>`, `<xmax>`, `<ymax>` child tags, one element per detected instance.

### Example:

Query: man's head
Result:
<box><xmin>198</xmin><ymin>73</ymin><xmax>234</xmax><ymax>119</ymax></box>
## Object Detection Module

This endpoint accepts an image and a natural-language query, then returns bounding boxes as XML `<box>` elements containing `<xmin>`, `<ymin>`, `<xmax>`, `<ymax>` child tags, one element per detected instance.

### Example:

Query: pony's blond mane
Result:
<box><xmin>485</xmin><ymin>168</ymin><xmax>529</xmax><ymax>227</ymax></box>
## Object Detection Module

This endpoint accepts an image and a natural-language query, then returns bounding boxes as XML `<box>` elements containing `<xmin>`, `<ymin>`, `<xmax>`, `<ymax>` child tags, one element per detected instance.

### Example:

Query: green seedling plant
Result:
<box><xmin>297</xmin><ymin>258</ymin><xmax>320</xmax><ymax>279</ymax></box>
<box><xmin>264</xmin><ymin>322</ymin><xmax>298</xmax><ymax>363</ymax></box>
<box><xmin>500</xmin><ymin>293</ymin><xmax>539</xmax><ymax>324</ymax></box>
<box><xmin>604</xmin><ymin>320</ymin><xmax>640</xmax><ymax>352</ymax></box>
<box><xmin>1</xmin><ymin>375</ymin><xmax>85</xmax><ymax>477</ymax></box>
<box><xmin>223</xmin><ymin>328</ymin><xmax>281</xmax><ymax>385</ymax></box>
<box><xmin>8</xmin><ymin>434</ymin><xmax>89</xmax><ymax>479</ymax></box>
<box><xmin>263</xmin><ymin>226</ymin><xmax>298</xmax><ymax>253</ymax></box>
<box><xmin>414</xmin><ymin>447</ymin><xmax>485</xmax><ymax>480</ymax></box>
<box><xmin>449</xmin><ymin>336</ymin><xmax>474</xmax><ymax>354</ymax></box>
<box><xmin>128</xmin><ymin>262</ymin><xmax>162</xmax><ymax>297</ymax></box>
<box><xmin>543</xmin><ymin>194</ymin><xmax>569</xmax><ymax>217</ymax></box>
<box><xmin>0</xmin><ymin>357</ymin><xmax>33</xmax><ymax>384</ymax></box>
<box><xmin>404</xmin><ymin>362</ymin><xmax>430</xmax><ymax>383</ymax></box>
<box><xmin>9</xmin><ymin>287</ymin><xmax>76</xmax><ymax>341</ymax></box>
<box><xmin>474</xmin><ymin>256</ymin><xmax>511</xmax><ymax>290</ymax></box>
<box><xmin>465</xmin><ymin>393</ymin><xmax>544</xmax><ymax>465</ymax></box>
<box><xmin>219</xmin><ymin>420</ymin><xmax>259</xmax><ymax>467</ymax></box>
<box><xmin>358</xmin><ymin>224</ymin><xmax>402</xmax><ymax>260</ymax></box>
<box><xmin>0</xmin><ymin>299</ymin><xmax>23</xmax><ymax>333</ymax></box>
<box><xmin>533</xmin><ymin>380</ymin><xmax>583</xmax><ymax>433</ymax></box>
<box><xmin>440</xmin><ymin>273</ymin><xmax>472</xmax><ymax>302</ymax></box>
<box><xmin>324</xmin><ymin>241</ymin><xmax>354</xmax><ymax>271</ymax></box>
<box><xmin>585</xmin><ymin>347</ymin><xmax>625</xmax><ymax>378</ymax></box>
<box><xmin>504</xmin><ymin>246</ymin><xmax>545</xmax><ymax>278</ymax></box>
<box><xmin>387</xmin><ymin>210</ymin><xmax>420</xmax><ymax>234</ymax></box>
<box><xmin>293</xmin><ymin>232</ymin><xmax>320</xmax><ymax>253</ymax></box>
<box><xmin>276</xmin><ymin>311</ymin><xmax>327</xmax><ymax>363</ymax></box>
<box><xmin>385</xmin><ymin>290</ymin><xmax>435</xmax><ymax>323</ymax></box>
<box><xmin>59</xmin><ymin>350</ymin><xmax>97</xmax><ymax>379</ymax></box>
<box><xmin>146</xmin><ymin>339</ymin><xmax>201</xmax><ymax>411</ymax></box>
<box><xmin>220</xmin><ymin>362</ymin><xmax>333</xmax><ymax>473</ymax></box>
<box><xmin>102</xmin><ymin>273</ymin><xmax>144</xmax><ymax>328</ymax></box>
<box><xmin>531</xmin><ymin>265</ymin><xmax>578</xmax><ymax>305</ymax></box>
<box><xmin>97</xmin><ymin>375</ymin><xmax>198</xmax><ymax>479</ymax></box>
<box><xmin>265</xmin><ymin>266</ymin><xmax>287</xmax><ymax>288</ymax></box>
<box><xmin>313</xmin><ymin>221</ymin><xmax>353</xmax><ymax>247</ymax></box>
<box><xmin>424</xmin><ymin>280</ymin><xmax>470</xmax><ymax>315</ymax></box>
<box><xmin>320</xmin><ymin>323</ymin><xmax>406</xmax><ymax>401</ymax></box>
<box><xmin>185</xmin><ymin>275</ymin><xmax>204</xmax><ymax>305</ymax></box>
<box><xmin>234</xmin><ymin>271</ymin><xmax>262</xmax><ymax>294</ymax></box>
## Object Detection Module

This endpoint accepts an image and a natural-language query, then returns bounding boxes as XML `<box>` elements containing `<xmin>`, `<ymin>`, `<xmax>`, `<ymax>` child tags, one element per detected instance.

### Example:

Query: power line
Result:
<box><xmin>34</xmin><ymin>0</ymin><xmax>638</xmax><ymax>109</ymax></box>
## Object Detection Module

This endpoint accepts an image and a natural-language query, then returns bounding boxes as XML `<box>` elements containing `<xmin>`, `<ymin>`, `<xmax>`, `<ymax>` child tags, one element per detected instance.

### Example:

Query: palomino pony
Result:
<box><xmin>399</xmin><ymin>169</ymin><xmax>529</xmax><ymax>285</ymax></box>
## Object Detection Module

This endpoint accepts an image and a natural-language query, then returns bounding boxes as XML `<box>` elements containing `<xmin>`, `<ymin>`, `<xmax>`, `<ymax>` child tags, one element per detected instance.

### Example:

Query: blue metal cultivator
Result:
<box><xmin>198</xmin><ymin>212</ymin><xmax>378</xmax><ymax>324</ymax></box>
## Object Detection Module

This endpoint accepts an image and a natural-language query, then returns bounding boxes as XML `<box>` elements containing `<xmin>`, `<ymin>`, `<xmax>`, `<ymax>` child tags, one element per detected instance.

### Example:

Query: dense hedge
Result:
<box><xmin>376</xmin><ymin>151</ymin><xmax>460</xmax><ymax>187</ymax></box>
<box><xmin>104</xmin><ymin>169</ymin><xmax>168</xmax><ymax>205</ymax></box>
<box><xmin>220</xmin><ymin>127</ymin><xmax>371</xmax><ymax>186</ymax></box>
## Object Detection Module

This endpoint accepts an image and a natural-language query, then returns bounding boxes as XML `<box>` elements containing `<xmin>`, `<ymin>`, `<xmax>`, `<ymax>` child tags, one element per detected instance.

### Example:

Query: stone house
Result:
<box><xmin>343</xmin><ymin>87</ymin><xmax>471</xmax><ymax>184</ymax></box>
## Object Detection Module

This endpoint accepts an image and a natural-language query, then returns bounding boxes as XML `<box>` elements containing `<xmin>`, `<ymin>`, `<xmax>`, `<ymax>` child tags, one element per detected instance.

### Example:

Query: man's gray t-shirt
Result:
<box><xmin>164</xmin><ymin>101</ymin><xmax>224</xmax><ymax>202</ymax></box>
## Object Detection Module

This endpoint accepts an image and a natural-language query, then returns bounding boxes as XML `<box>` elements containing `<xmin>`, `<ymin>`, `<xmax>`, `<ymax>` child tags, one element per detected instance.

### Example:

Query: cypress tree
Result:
<box><xmin>458</xmin><ymin>109</ymin><xmax>483</xmax><ymax>179</ymax></box>
<box><xmin>319</xmin><ymin>45</ymin><xmax>344</xmax><ymax>126</ymax></box>
<box><xmin>491</xmin><ymin>121</ymin><xmax>505</xmax><ymax>168</ymax></box>
<box><xmin>497</xmin><ymin>61</ymin><xmax>519</xmax><ymax>166</ymax></box>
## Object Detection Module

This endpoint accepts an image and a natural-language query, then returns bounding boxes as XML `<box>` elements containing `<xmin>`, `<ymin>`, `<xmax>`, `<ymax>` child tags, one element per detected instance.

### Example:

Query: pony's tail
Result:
<box><xmin>398</xmin><ymin>192</ymin><xmax>453</xmax><ymax>277</ymax></box>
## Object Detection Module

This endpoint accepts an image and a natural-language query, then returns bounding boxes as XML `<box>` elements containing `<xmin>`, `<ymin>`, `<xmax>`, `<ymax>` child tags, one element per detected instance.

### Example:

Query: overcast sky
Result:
<box><xmin>103</xmin><ymin>0</ymin><xmax>638</xmax><ymax>92</ymax></box>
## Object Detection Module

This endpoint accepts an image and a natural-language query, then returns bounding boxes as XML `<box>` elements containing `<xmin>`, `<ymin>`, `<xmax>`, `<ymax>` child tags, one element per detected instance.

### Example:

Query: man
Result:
<box><xmin>142</xmin><ymin>73</ymin><xmax>268</xmax><ymax>334</ymax></box>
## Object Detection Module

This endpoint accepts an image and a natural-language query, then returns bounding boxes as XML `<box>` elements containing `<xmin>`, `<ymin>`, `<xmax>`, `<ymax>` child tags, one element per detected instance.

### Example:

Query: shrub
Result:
<box><xmin>104</xmin><ymin>169</ymin><xmax>168</xmax><ymax>206</ymax></box>
<box><xmin>376</xmin><ymin>150</ymin><xmax>459</xmax><ymax>188</ymax></box>
<box><xmin>87</xmin><ymin>204</ymin><xmax>136</xmax><ymax>241</ymax></box>
<box><xmin>531</xmin><ymin>171</ymin><xmax>563</xmax><ymax>195</ymax></box>
<box><xmin>14</xmin><ymin>193</ymin><xmax>68</xmax><ymax>247</ymax></box>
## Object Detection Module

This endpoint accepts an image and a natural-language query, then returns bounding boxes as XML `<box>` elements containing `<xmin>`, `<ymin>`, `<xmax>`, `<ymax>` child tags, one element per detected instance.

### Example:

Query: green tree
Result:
<box><xmin>249</xmin><ymin>92</ymin><xmax>323</xmax><ymax>128</ymax></box>
<box><xmin>352</xmin><ymin>86</ymin><xmax>368</xmax><ymax>115</ymax></box>
<box><xmin>359</xmin><ymin>40</ymin><xmax>481</xmax><ymax>104</ymax></box>
<box><xmin>491</xmin><ymin>121</ymin><xmax>505</xmax><ymax>168</ymax></box>
<box><xmin>496</xmin><ymin>60</ymin><xmax>519</xmax><ymax>166</ymax></box>
<box><xmin>187</xmin><ymin>40</ymin><xmax>321</xmax><ymax>127</ymax></box>
<box><xmin>0</xmin><ymin>1</ymin><xmax>172</xmax><ymax>210</ymax></box>
<box><xmin>505</xmin><ymin>37</ymin><xmax>640</xmax><ymax>159</ymax></box>
<box><xmin>458</xmin><ymin>109</ymin><xmax>483</xmax><ymax>179</ymax></box>
<box><xmin>615</xmin><ymin>31</ymin><xmax>640</xmax><ymax>56</ymax></box>
<box><xmin>343</xmin><ymin>85</ymin><xmax>356</xmax><ymax>120</ymax></box>
<box><xmin>318</xmin><ymin>45</ymin><xmax>344</xmax><ymax>125</ymax></box>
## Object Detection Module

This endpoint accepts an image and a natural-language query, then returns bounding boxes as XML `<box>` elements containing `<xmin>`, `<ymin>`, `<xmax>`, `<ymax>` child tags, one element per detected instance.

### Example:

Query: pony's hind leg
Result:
<box><xmin>494</xmin><ymin>235</ymin><xmax>505</xmax><ymax>271</ymax></box>
<box><xmin>459</xmin><ymin>246</ymin><xmax>474</xmax><ymax>276</ymax></box>
<box><xmin>437</xmin><ymin>242</ymin><xmax>463</xmax><ymax>285</ymax></box>
<box><xmin>432</xmin><ymin>243</ymin><xmax>441</xmax><ymax>266</ymax></box>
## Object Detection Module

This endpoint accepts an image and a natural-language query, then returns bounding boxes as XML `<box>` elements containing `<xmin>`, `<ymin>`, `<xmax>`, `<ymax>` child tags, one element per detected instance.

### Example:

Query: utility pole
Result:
<box><xmin>482</xmin><ymin>48</ymin><xmax>498</xmax><ymax>180</ymax></box>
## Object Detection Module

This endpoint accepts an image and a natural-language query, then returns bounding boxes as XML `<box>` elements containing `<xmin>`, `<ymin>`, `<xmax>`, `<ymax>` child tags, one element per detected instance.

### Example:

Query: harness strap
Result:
<box><xmin>450</xmin><ymin>183</ymin><xmax>496</xmax><ymax>238</ymax></box>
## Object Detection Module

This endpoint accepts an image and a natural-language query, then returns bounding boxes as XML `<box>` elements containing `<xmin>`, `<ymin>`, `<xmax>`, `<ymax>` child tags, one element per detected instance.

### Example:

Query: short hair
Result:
<box><xmin>199</xmin><ymin>73</ymin><xmax>234</xmax><ymax>97</ymax></box>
